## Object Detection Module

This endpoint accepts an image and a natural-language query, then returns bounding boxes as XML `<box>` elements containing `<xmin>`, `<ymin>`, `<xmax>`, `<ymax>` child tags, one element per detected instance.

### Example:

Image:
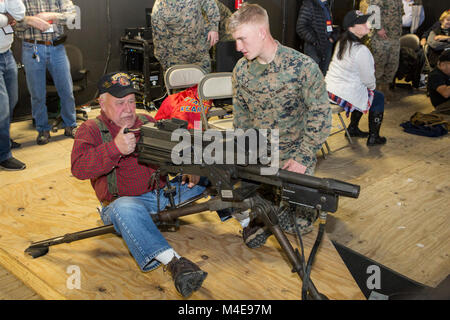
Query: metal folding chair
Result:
<box><xmin>164</xmin><ymin>64</ymin><xmax>207</xmax><ymax>95</ymax></box>
<box><xmin>321</xmin><ymin>103</ymin><xmax>353</xmax><ymax>159</ymax></box>
<box><xmin>197</xmin><ymin>72</ymin><xmax>233</xmax><ymax>130</ymax></box>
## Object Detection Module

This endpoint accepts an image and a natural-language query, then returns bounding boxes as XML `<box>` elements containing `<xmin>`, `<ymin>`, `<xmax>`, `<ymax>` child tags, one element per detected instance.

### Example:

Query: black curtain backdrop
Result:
<box><xmin>11</xmin><ymin>0</ymin><xmax>448</xmax><ymax>119</ymax></box>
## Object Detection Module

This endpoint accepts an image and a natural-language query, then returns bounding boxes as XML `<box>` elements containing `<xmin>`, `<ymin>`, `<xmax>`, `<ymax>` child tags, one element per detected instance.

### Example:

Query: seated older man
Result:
<box><xmin>71</xmin><ymin>72</ymin><xmax>208</xmax><ymax>298</ymax></box>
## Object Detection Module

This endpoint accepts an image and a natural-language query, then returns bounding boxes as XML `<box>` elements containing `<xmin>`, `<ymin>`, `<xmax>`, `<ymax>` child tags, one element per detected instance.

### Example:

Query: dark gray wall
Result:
<box><xmin>11</xmin><ymin>0</ymin><xmax>449</xmax><ymax>119</ymax></box>
<box><xmin>13</xmin><ymin>0</ymin><xmax>154</xmax><ymax>119</ymax></box>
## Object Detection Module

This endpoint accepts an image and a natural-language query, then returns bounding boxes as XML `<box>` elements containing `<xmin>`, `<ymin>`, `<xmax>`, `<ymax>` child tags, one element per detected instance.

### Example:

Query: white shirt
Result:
<box><xmin>402</xmin><ymin>0</ymin><xmax>425</xmax><ymax>33</ymax></box>
<box><xmin>0</xmin><ymin>0</ymin><xmax>25</xmax><ymax>53</ymax></box>
<box><xmin>325</xmin><ymin>41</ymin><xmax>376</xmax><ymax>112</ymax></box>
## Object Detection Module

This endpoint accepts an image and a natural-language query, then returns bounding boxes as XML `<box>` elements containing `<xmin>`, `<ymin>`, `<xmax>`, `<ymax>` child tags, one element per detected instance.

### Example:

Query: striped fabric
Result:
<box><xmin>14</xmin><ymin>0</ymin><xmax>76</xmax><ymax>41</ymax></box>
<box><xmin>328</xmin><ymin>89</ymin><xmax>375</xmax><ymax>116</ymax></box>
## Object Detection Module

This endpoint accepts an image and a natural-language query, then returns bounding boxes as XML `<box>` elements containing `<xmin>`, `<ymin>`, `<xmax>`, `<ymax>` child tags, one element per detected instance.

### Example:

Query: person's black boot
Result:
<box><xmin>347</xmin><ymin>110</ymin><xmax>369</xmax><ymax>137</ymax></box>
<box><xmin>367</xmin><ymin>111</ymin><xmax>387</xmax><ymax>146</ymax></box>
<box><xmin>166</xmin><ymin>257</ymin><xmax>208</xmax><ymax>298</ymax></box>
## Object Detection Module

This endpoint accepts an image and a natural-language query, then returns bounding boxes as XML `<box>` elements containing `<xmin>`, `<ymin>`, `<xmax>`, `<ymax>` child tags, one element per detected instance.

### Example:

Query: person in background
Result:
<box><xmin>14</xmin><ymin>0</ymin><xmax>78</xmax><ymax>145</ymax></box>
<box><xmin>326</xmin><ymin>10</ymin><xmax>387</xmax><ymax>147</ymax></box>
<box><xmin>402</xmin><ymin>0</ymin><xmax>425</xmax><ymax>35</ymax></box>
<box><xmin>420</xmin><ymin>20</ymin><xmax>441</xmax><ymax>47</ymax></box>
<box><xmin>296</xmin><ymin>0</ymin><xmax>338</xmax><ymax>75</ymax></box>
<box><xmin>0</xmin><ymin>0</ymin><xmax>26</xmax><ymax>171</ymax></box>
<box><xmin>214</xmin><ymin>0</ymin><xmax>233</xmax><ymax>42</ymax></box>
<box><xmin>426</xmin><ymin>10</ymin><xmax>450</xmax><ymax>69</ymax></box>
<box><xmin>427</xmin><ymin>49</ymin><xmax>450</xmax><ymax>114</ymax></box>
<box><xmin>151</xmin><ymin>0</ymin><xmax>220</xmax><ymax>73</ymax></box>
<box><xmin>360</xmin><ymin>0</ymin><xmax>404</xmax><ymax>102</ymax></box>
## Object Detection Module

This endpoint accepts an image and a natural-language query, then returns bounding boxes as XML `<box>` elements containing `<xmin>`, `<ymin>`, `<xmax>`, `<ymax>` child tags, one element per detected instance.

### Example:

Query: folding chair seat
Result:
<box><xmin>321</xmin><ymin>103</ymin><xmax>353</xmax><ymax>159</ymax></box>
<box><xmin>164</xmin><ymin>64</ymin><xmax>207</xmax><ymax>95</ymax></box>
<box><xmin>197</xmin><ymin>72</ymin><xmax>233</xmax><ymax>130</ymax></box>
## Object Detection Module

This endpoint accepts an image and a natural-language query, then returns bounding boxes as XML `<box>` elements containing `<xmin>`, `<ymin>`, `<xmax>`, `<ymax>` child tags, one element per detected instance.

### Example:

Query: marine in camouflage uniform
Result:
<box><xmin>232</xmin><ymin>41</ymin><xmax>331</xmax><ymax>175</ymax></box>
<box><xmin>360</xmin><ymin>0</ymin><xmax>404</xmax><ymax>100</ymax></box>
<box><xmin>232</xmin><ymin>41</ymin><xmax>332</xmax><ymax>239</ymax></box>
<box><xmin>202</xmin><ymin>0</ymin><xmax>233</xmax><ymax>71</ymax></box>
<box><xmin>151</xmin><ymin>0</ymin><xmax>220</xmax><ymax>73</ymax></box>
<box><xmin>210</xmin><ymin>0</ymin><xmax>233</xmax><ymax>41</ymax></box>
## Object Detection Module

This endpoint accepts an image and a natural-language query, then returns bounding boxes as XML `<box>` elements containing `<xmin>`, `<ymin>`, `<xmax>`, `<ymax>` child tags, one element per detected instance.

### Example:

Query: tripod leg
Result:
<box><xmin>25</xmin><ymin>225</ymin><xmax>116</xmax><ymax>258</ymax></box>
<box><xmin>253</xmin><ymin>202</ymin><xmax>326</xmax><ymax>300</ymax></box>
<box><xmin>24</xmin><ymin>192</ymin><xmax>213</xmax><ymax>259</ymax></box>
<box><xmin>23</xmin><ymin>192</ymin><xmax>212</xmax><ymax>259</ymax></box>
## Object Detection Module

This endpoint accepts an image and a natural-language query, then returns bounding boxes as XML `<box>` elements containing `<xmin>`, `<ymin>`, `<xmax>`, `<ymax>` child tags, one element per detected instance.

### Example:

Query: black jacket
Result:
<box><xmin>296</xmin><ymin>0</ymin><xmax>337</xmax><ymax>57</ymax></box>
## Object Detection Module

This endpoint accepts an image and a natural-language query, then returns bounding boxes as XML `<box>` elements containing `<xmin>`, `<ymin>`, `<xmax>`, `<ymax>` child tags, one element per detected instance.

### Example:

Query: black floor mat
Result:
<box><xmin>331</xmin><ymin>241</ymin><xmax>450</xmax><ymax>299</ymax></box>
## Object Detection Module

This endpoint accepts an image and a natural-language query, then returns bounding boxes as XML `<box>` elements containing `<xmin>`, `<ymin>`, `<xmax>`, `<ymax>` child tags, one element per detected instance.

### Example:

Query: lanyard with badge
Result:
<box><xmin>2</xmin><ymin>23</ymin><xmax>13</xmax><ymax>35</ymax></box>
<box><xmin>1</xmin><ymin>9</ymin><xmax>14</xmax><ymax>35</ymax></box>
<box><xmin>32</xmin><ymin>1</ymin><xmax>55</xmax><ymax>63</ymax></box>
<box><xmin>320</xmin><ymin>1</ymin><xmax>333</xmax><ymax>34</ymax></box>
<box><xmin>326</xmin><ymin>20</ymin><xmax>333</xmax><ymax>33</ymax></box>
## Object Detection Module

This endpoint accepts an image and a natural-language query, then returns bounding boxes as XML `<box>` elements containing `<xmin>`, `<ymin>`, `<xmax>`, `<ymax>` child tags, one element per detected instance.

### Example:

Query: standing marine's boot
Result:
<box><xmin>367</xmin><ymin>111</ymin><xmax>387</xmax><ymax>146</ymax></box>
<box><xmin>347</xmin><ymin>110</ymin><xmax>369</xmax><ymax>137</ymax></box>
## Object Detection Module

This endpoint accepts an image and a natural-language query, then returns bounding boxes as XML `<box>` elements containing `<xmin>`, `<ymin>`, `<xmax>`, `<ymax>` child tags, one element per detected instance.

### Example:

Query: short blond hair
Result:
<box><xmin>227</xmin><ymin>3</ymin><xmax>269</xmax><ymax>34</ymax></box>
<box><xmin>439</xmin><ymin>10</ymin><xmax>450</xmax><ymax>22</ymax></box>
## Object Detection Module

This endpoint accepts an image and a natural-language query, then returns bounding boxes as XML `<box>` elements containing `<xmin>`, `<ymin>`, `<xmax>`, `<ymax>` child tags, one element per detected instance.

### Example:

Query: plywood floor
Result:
<box><xmin>1</xmin><ymin>86</ymin><xmax>449</xmax><ymax>299</ymax></box>
<box><xmin>0</xmin><ymin>108</ymin><xmax>363</xmax><ymax>300</ymax></box>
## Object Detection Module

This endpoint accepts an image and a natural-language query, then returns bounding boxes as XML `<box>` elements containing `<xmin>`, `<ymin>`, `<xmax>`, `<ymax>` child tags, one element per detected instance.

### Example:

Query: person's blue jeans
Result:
<box><xmin>100</xmin><ymin>179</ymin><xmax>206</xmax><ymax>272</ymax></box>
<box><xmin>22</xmin><ymin>42</ymin><xmax>76</xmax><ymax>132</ymax></box>
<box><xmin>0</xmin><ymin>50</ymin><xmax>18</xmax><ymax>162</ymax></box>
<box><xmin>371</xmin><ymin>90</ymin><xmax>385</xmax><ymax>113</ymax></box>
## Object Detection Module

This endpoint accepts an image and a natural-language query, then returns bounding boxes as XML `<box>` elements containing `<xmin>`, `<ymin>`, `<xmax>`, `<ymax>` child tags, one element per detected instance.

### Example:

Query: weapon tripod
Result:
<box><xmin>25</xmin><ymin>189</ymin><xmax>329</xmax><ymax>300</ymax></box>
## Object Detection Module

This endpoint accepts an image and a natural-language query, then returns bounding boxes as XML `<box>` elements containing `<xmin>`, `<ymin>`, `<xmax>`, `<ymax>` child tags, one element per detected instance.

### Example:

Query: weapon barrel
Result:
<box><xmin>239</xmin><ymin>166</ymin><xmax>360</xmax><ymax>198</ymax></box>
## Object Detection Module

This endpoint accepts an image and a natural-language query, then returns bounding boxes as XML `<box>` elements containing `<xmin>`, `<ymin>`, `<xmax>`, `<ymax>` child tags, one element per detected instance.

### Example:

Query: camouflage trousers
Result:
<box><xmin>277</xmin><ymin>202</ymin><xmax>317</xmax><ymax>235</ymax></box>
<box><xmin>370</xmin><ymin>37</ymin><xmax>401</xmax><ymax>84</ymax></box>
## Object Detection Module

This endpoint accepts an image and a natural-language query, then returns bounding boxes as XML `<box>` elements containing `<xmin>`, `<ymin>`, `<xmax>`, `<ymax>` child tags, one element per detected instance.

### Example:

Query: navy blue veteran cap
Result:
<box><xmin>343</xmin><ymin>10</ymin><xmax>372</xmax><ymax>30</ymax></box>
<box><xmin>97</xmin><ymin>72</ymin><xmax>140</xmax><ymax>98</ymax></box>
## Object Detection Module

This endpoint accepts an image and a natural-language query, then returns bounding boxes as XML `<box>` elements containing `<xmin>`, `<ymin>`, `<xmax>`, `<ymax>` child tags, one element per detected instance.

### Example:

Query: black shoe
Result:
<box><xmin>347</xmin><ymin>126</ymin><xmax>369</xmax><ymax>138</ymax></box>
<box><xmin>166</xmin><ymin>257</ymin><xmax>207</xmax><ymax>298</ymax></box>
<box><xmin>10</xmin><ymin>139</ymin><xmax>21</xmax><ymax>149</ymax></box>
<box><xmin>242</xmin><ymin>219</ymin><xmax>272</xmax><ymax>249</ymax></box>
<box><xmin>0</xmin><ymin>157</ymin><xmax>26</xmax><ymax>171</ymax></box>
<box><xmin>64</xmin><ymin>126</ymin><xmax>77</xmax><ymax>138</ymax></box>
<box><xmin>277</xmin><ymin>205</ymin><xmax>314</xmax><ymax>235</ymax></box>
<box><xmin>367</xmin><ymin>134</ymin><xmax>387</xmax><ymax>146</ymax></box>
<box><xmin>367</xmin><ymin>111</ymin><xmax>387</xmax><ymax>146</ymax></box>
<box><xmin>36</xmin><ymin>131</ymin><xmax>51</xmax><ymax>145</ymax></box>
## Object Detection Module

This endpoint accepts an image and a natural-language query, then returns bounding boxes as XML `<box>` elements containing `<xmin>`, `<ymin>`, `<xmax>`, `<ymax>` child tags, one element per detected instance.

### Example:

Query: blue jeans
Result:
<box><xmin>22</xmin><ymin>42</ymin><xmax>76</xmax><ymax>132</ymax></box>
<box><xmin>100</xmin><ymin>180</ymin><xmax>206</xmax><ymax>272</ymax></box>
<box><xmin>371</xmin><ymin>90</ymin><xmax>385</xmax><ymax>113</ymax></box>
<box><xmin>0</xmin><ymin>50</ymin><xmax>18</xmax><ymax>162</ymax></box>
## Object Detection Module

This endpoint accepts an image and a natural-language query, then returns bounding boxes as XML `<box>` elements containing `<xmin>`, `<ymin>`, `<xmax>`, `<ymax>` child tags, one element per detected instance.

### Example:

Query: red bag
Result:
<box><xmin>155</xmin><ymin>85</ymin><xmax>212</xmax><ymax>130</ymax></box>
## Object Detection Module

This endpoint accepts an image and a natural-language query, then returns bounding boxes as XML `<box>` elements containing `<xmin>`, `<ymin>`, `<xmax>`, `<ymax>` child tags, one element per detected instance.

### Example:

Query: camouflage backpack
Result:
<box><xmin>410</xmin><ymin>112</ymin><xmax>449</xmax><ymax>131</ymax></box>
